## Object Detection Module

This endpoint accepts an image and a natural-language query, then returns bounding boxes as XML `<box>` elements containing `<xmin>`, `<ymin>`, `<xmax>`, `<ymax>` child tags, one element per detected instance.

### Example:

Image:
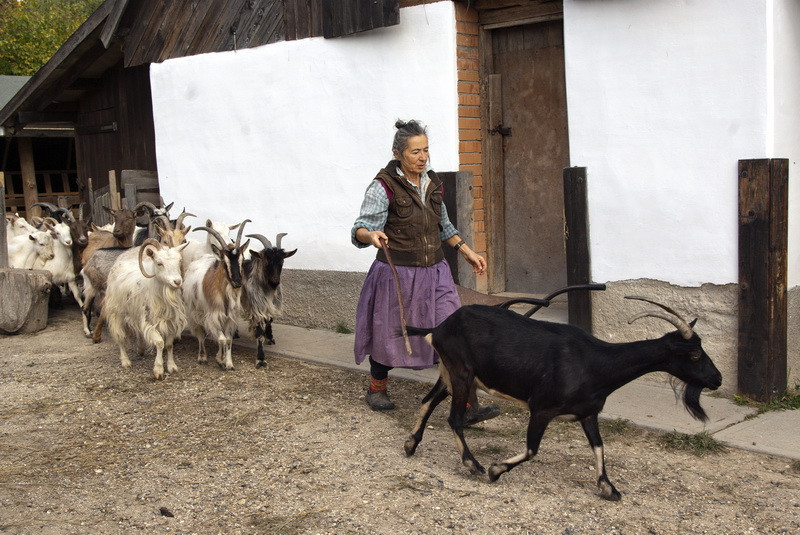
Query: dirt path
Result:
<box><xmin>1</xmin><ymin>307</ymin><xmax>799</xmax><ymax>534</ymax></box>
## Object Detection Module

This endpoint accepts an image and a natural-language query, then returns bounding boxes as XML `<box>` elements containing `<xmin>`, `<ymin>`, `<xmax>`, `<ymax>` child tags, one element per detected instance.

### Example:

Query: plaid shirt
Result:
<box><xmin>351</xmin><ymin>167</ymin><xmax>459</xmax><ymax>248</ymax></box>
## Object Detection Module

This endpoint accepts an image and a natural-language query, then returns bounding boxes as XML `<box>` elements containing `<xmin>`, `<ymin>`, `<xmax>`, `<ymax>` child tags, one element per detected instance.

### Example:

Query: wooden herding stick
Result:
<box><xmin>381</xmin><ymin>238</ymin><xmax>413</xmax><ymax>355</ymax></box>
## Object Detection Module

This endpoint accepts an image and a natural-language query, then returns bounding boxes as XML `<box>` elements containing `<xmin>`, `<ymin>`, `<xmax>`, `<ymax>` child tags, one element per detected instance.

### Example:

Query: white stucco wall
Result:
<box><xmin>774</xmin><ymin>0</ymin><xmax>800</xmax><ymax>288</ymax></box>
<box><xmin>150</xmin><ymin>2</ymin><xmax>458</xmax><ymax>272</ymax></box>
<box><xmin>564</xmin><ymin>0</ymin><xmax>769</xmax><ymax>287</ymax></box>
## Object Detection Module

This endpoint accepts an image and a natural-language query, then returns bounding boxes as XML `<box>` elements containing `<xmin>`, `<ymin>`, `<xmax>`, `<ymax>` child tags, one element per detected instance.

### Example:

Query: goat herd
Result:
<box><xmin>5</xmin><ymin>201</ymin><xmax>296</xmax><ymax>379</ymax></box>
<box><xmin>6</xmin><ymin>201</ymin><xmax>725</xmax><ymax>501</ymax></box>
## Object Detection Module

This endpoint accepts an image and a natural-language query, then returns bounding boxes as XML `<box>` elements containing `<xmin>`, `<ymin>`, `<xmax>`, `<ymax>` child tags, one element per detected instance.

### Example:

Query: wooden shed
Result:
<box><xmin>0</xmin><ymin>0</ymin><xmax>400</xmax><ymax>219</ymax></box>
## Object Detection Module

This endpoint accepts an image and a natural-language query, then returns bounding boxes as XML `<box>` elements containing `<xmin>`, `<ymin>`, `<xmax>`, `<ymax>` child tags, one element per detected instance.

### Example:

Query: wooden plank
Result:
<box><xmin>563</xmin><ymin>167</ymin><xmax>592</xmax><ymax>332</ymax></box>
<box><xmin>108</xmin><ymin>170</ymin><xmax>121</xmax><ymax>210</ymax></box>
<box><xmin>738</xmin><ymin>158</ymin><xmax>788</xmax><ymax>401</ymax></box>
<box><xmin>18</xmin><ymin>138</ymin><xmax>40</xmax><ymax>219</ymax></box>
<box><xmin>479</xmin><ymin>2</ymin><xmax>563</xmax><ymax>29</ymax></box>
<box><xmin>485</xmin><ymin>73</ymin><xmax>505</xmax><ymax>293</ymax></box>
<box><xmin>0</xmin><ymin>173</ymin><xmax>7</xmax><ymax>268</ymax></box>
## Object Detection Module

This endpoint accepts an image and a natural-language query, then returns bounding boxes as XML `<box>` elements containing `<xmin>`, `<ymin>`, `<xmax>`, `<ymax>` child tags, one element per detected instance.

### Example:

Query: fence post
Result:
<box><xmin>1</xmin><ymin>172</ymin><xmax>8</xmax><ymax>268</ymax></box>
<box><xmin>563</xmin><ymin>167</ymin><xmax>593</xmax><ymax>332</ymax></box>
<box><xmin>738</xmin><ymin>158</ymin><xmax>788</xmax><ymax>401</ymax></box>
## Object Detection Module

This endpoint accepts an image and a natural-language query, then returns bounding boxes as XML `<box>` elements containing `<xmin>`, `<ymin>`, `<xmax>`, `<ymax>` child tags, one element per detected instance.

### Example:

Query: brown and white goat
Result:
<box><xmin>183</xmin><ymin>221</ymin><xmax>250</xmax><ymax>370</ymax></box>
<box><xmin>403</xmin><ymin>297</ymin><xmax>723</xmax><ymax>501</ymax></box>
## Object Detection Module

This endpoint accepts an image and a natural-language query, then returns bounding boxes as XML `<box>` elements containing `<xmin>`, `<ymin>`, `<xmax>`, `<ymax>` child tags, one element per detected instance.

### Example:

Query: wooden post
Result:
<box><xmin>485</xmin><ymin>73</ymin><xmax>505</xmax><ymax>293</ymax></box>
<box><xmin>0</xmin><ymin>172</ymin><xmax>8</xmax><ymax>268</ymax></box>
<box><xmin>18</xmin><ymin>137</ymin><xmax>40</xmax><ymax>219</ymax></box>
<box><xmin>738</xmin><ymin>158</ymin><xmax>788</xmax><ymax>402</ymax></box>
<box><xmin>108</xmin><ymin>169</ymin><xmax>120</xmax><ymax>210</ymax></box>
<box><xmin>563</xmin><ymin>167</ymin><xmax>593</xmax><ymax>333</ymax></box>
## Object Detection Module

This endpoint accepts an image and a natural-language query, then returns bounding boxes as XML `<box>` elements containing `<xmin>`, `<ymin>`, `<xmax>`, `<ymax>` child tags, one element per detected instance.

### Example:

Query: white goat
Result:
<box><xmin>5</xmin><ymin>213</ymin><xmax>37</xmax><ymax>238</ymax></box>
<box><xmin>103</xmin><ymin>238</ymin><xmax>189</xmax><ymax>380</ymax></box>
<box><xmin>183</xmin><ymin>222</ymin><xmax>250</xmax><ymax>371</ymax></box>
<box><xmin>33</xmin><ymin>219</ymin><xmax>82</xmax><ymax>306</ymax></box>
<box><xmin>8</xmin><ymin>229</ymin><xmax>55</xmax><ymax>269</ymax></box>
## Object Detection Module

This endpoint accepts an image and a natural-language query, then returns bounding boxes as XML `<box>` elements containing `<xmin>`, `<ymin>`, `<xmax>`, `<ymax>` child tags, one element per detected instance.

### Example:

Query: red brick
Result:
<box><xmin>459</xmin><ymin>117</ymin><xmax>481</xmax><ymax>130</ymax></box>
<box><xmin>459</xmin><ymin>141</ymin><xmax>482</xmax><ymax>153</ymax></box>
<box><xmin>460</xmin><ymin>153</ymin><xmax>482</xmax><ymax>165</ymax></box>
<box><xmin>457</xmin><ymin>58</ymin><xmax>480</xmax><ymax>72</ymax></box>
<box><xmin>459</xmin><ymin>105</ymin><xmax>480</xmax><ymax>118</ymax></box>
<box><xmin>459</xmin><ymin>128</ymin><xmax>481</xmax><ymax>141</ymax></box>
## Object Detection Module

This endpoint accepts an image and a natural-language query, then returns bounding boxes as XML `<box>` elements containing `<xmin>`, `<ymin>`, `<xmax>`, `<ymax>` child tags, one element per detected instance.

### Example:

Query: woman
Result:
<box><xmin>352</xmin><ymin>120</ymin><xmax>499</xmax><ymax>424</ymax></box>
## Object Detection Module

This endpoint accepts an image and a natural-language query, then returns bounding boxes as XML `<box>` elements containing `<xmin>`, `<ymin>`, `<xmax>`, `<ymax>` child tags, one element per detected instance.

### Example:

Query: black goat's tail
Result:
<box><xmin>405</xmin><ymin>326</ymin><xmax>433</xmax><ymax>338</ymax></box>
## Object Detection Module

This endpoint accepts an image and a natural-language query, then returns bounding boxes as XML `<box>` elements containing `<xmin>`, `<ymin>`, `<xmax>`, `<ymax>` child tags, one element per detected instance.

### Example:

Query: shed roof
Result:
<box><xmin>0</xmin><ymin>0</ymin><xmax>399</xmax><ymax>134</ymax></box>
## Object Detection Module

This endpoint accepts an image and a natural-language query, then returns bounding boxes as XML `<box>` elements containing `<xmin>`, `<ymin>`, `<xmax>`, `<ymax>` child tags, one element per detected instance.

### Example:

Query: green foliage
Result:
<box><xmin>334</xmin><ymin>322</ymin><xmax>353</xmax><ymax>335</ymax></box>
<box><xmin>733</xmin><ymin>384</ymin><xmax>800</xmax><ymax>414</ymax></box>
<box><xmin>0</xmin><ymin>0</ymin><xmax>104</xmax><ymax>75</ymax></box>
<box><xmin>660</xmin><ymin>430</ymin><xmax>727</xmax><ymax>456</ymax></box>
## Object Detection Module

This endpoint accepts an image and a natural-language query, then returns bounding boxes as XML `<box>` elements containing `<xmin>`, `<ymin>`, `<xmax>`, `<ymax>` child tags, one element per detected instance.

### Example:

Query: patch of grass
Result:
<box><xmin>334</xmin><ymin>322</ymin><xmax>353</xmax><ymax>334</ymax></box>
<box><xmin>660</xmin><ymin>430</ymin><xmax>727</xmax><ymax>456</ymax></box>
<box><xmin>791</xmin><ymin>461</ymin><xmax>800</xmax><ymax>473</ymax></box>
<box><xmin>732</xmin><ymin>385</ymin><xmax>800</xmax><ymax>414</ymax></box>
<box><xmin>600</xmin><ymin>418</ymin><xmax>631</xmax><ymax>435</ymax></box>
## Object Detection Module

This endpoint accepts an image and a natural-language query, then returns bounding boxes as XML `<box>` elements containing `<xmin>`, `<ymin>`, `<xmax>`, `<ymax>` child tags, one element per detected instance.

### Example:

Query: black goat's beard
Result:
<box><xmin>669</xmin><ymin>378</ymin><xmax>709</xmax><ymax>422</ymax></box>
<box><xmin>682</xmin><ymin>383</ymin><xmax>709</xmax><ymax>422</ymax></box>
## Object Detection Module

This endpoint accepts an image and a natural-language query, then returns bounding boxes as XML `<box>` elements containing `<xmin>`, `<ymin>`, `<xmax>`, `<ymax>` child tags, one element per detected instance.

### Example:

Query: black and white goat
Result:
<box><xmin>402</xmin><ymin>297</ymin><xmax>722</xmax><ymax>501</ymax></box>
<box><xmin>183</xmin><ymin>221</ymin><xmax>250</xmax><ymax>371</ymax></box>
<box><xmin>241</xmin><ymin>232</ymin><xmax>297</xmax><ymax>367</ymax></box>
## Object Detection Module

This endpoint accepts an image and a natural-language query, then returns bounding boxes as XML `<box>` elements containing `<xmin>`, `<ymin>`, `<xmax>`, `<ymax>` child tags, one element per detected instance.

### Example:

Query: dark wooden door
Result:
<box><xmin>491</xmin><ymin>20</ymin><xmax>569</xmax><ymax>293</ymax></box>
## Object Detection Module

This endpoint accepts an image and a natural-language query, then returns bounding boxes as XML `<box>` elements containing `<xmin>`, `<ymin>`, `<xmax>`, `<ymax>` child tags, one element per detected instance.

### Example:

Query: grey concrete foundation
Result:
<box><xmin>278</xmin><ymin>269</ymin><xmax>365</xmax><ymax>331</ymax></box>
<box><xmin>591</xmin><ymin>279</ymin><xmax>738</xmax><ymax>394</ymax></box>
<box><xmin>788</xmin><ymin>285</ymin><xmax>799</xmax><ymax>388</ymax></box>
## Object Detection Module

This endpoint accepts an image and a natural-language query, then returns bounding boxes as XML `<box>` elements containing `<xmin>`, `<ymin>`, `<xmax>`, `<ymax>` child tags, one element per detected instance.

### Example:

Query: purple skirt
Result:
<box><xmin>354</xmin><ymin>259</ymin><xmax>461</xmax><ymax>370</ymax></box>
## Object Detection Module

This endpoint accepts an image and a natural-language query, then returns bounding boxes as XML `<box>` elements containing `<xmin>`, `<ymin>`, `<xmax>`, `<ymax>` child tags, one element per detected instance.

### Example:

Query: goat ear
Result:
<box><xmin>689</xmin><ymin>318</ymin><xmax>698</xmax><ymax>328</ymax></box>
<box><xmin>284</xmin><ymin>248</ymin><xmax>298</xmax><ymax>258</ymax></box>
<box><xmin>164</xmin><ymin>202</ymin><xmax>174</xmax><ymax>211</ymax></box>
<box><xmin>103</xmin><ymin>206</ymin><xmax>114</xmax><ymax>214</ymax></box>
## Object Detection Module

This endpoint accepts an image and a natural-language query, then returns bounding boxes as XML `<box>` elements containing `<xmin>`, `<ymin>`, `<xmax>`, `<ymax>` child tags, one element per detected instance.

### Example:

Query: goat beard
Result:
<box><xmin>669</xmin><ymin>378</ymin><xmax>709</xmax><ymax>422</ymax></box>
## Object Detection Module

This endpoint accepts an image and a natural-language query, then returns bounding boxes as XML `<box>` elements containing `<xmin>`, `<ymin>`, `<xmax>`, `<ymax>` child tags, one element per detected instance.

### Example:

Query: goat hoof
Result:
<box><xmin>403</xmin><ymin>437</ymin><xmax>419</xmax><ymax>456</ymax></box>
<box><xmin>466</xmin><ymin>461</ymin><xmax>485</xmax><ymax>475</ymax></box>
<box><xmin>598</xmin><ymin>478</ymin><xmax>621</xmax><ymax>501</ymax></box>
<box><xmin>266</xmin><ymin>339</ymin><xmax>276</xmax><ymax>345</ymax></box>
<box><xmin>256</xmin><ymin>360</ymin><xmax>267</xmax><ymax>368</ymax></box>
<box><xmin>488</xmin><ymin>463</ymin><xmax>506</xmax><ymax>482</ymax></box>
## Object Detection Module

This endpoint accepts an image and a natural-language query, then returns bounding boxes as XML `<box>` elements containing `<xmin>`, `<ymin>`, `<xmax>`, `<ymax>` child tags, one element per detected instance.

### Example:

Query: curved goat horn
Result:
<box><xmin>31</xmin><ymin>201</ymin><xmax>60</xmax><ymax>214</ymax></box>
<box><xmin>194</xmin><ymin>226</ymin><xmax>228</xmax><ymax>249</ymax></box>
<box><xmin>153</xmin><ymin>215</ymin><xmax>173</xmax><ymax>232</ymax></box>
<box><xmin>138</xmin><ymin>238</ymin><xmax>161</xmax><ymax>278</ymax></box>
<box><xmin>246</xmin><ymin>233</ymin><xmax>273</xmax><ymax>250</ymax></box>
<box><xmin>133</xmin><ymin>201</ymin><xmax>158</xmax><ymax>215</ymax></box>
<box><xmin>234</xmin><ymin>219</ymin><xmax>251</xmax><ymax>248</ymax></box>
<box><xmin>275</xmin><ymin>232</ymin><xmax>288</xmax><ymax>249</ymax></box>
<box><xmin>175</xmin><ymin>211</ymin><xmax>195</xmax><ymax>230</ymax></box>
<box><xmin>625</xmin><ymin>296</ymin><xmax>694</xmax><ymax>340</ymax></box>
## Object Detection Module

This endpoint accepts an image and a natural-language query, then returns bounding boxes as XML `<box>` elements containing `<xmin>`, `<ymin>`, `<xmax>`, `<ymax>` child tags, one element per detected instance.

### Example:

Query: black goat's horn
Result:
<box><xmin>246</xmin><ymin>233</ymin><xmax>273</xmax><ymax>250</ymax></box>
<box><xmin>275</xmin><ymin>232</ymin><xmax>288</xmax><ymax>249</ymax></box>
<box><xmin>133</xmin><ymin>201</ymin><xmax>159</xmax><ymax>215</ymax></box>
<box><xmin>234</xmin><ymin>219</ymin><xmax>251</xmax><ymax>248</ymax></box>
<box><xmin>625</xmin><ymin>296</ymin><xmax>694</xmax><ymax>340</ymax></box>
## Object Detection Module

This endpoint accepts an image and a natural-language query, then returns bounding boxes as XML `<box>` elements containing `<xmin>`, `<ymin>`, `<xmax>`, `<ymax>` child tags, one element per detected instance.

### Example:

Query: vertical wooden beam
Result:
<box><xmin>563</xmin><ymin>166</ymin><xmax>593</xmax><ymax>332</ymax></box>
<box><xmin>738</xmin><ymin>158</ymin><xmax>788</xmax><ymax>401</ymax></box>
<box><xmin>485</xmin><ymin>73</ymin><xmax>505</xmax><ymax>293</ymax></box>
<box><xmin>0</xmin><ymin>172</ymin><xmax>8</xmax><ymax>268</ymax></box>
<box><xmin>18</xmin><ymin>137</ymin><xmax>40</xmax><ymax>219</ymax></box>
<box><xmin>108</xmin><ymin>170</ymin><xmax>120</xmax><ymax>210</ymax></box>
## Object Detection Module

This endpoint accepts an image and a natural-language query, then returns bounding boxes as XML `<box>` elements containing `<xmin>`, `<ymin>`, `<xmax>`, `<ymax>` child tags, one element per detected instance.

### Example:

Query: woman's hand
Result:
<box><xmin>461</xmin><ymin>245</ymin><xmax>487</xmax><ymax>275</ymax></box>
<box><xmin>356</xmin><ymin>228</ymin><xmax>389</xmax><ymax>249</ymax></box>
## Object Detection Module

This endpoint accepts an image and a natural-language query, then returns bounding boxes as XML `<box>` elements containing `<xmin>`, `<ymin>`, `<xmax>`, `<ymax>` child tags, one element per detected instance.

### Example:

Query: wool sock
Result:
<box><xmin>369</xmin><ymin>376</ymin><xmax>388</xmax><ymax>393</ymax></box>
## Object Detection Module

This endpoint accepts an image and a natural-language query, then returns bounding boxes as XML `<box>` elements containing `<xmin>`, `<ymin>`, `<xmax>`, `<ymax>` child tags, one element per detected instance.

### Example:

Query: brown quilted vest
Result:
<box><xmin>374</xmin><ymin>160</ymin><xmax>445</xmax><ymax>267</ymax></box>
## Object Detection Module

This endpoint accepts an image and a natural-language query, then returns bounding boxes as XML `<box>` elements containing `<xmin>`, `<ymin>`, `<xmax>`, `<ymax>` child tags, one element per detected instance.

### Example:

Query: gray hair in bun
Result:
<box><xmin>392</xmin><ymin>119</ymin><xmax>428</xmax><ymax>156</ymax></box>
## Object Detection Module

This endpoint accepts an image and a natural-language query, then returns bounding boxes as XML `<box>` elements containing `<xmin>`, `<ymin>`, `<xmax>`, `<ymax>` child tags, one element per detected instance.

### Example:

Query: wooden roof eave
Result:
<box><xmin>0</xmin><ymin>0</ymin><xmax>117</xmax><ymax>130</ymax></box>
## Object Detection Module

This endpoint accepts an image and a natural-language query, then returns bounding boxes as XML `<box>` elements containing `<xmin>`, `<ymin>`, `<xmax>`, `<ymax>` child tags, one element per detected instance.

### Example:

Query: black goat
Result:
<box><xmin>242</xmin><ymin>232</ymin><xmax>297</xmax><ymax>367</ymax></box>
<box><xmin>403</xmin><ymin>297</ymin><xmax>722</xmax><ymax>501</ymax></box>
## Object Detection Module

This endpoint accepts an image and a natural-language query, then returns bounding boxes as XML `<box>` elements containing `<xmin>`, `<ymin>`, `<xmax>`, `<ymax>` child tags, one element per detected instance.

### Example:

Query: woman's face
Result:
<box><xmin>395</xmin><ymin>134</ymin><xmax>429</xmax><ymax>177</ymax></box>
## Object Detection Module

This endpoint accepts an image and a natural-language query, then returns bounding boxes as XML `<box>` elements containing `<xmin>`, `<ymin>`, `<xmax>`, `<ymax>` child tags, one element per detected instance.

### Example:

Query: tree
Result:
<box><xmin>0</xmin><ymin>0</ymin><xmax>104</xmax><ymax>76</ymax></box>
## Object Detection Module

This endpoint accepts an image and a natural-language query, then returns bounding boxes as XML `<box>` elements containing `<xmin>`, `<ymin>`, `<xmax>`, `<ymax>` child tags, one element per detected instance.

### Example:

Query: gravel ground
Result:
<box><xmin>1</xmin><ymin>306</ymin><xmax>799</xmax><ymax>535</ymax></box>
